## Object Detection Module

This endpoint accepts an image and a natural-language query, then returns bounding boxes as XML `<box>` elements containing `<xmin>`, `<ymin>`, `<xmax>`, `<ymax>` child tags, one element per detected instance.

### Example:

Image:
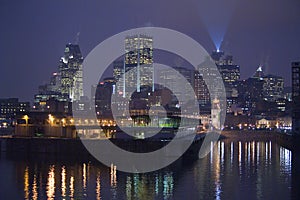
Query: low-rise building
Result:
<box><xmin>0</xmin><ymin>98</ymin><xmax>30</xmax><ymax>119</ymax></box>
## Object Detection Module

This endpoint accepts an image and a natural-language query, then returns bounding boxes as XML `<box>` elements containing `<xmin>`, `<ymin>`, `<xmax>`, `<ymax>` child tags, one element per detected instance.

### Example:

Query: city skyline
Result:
<box><xmin>1</xmin><ymin>0</ymin><xmax>300</xmax><ymax>101</ymax></box>
<box><xmin>0</xmin><ymin>39</ymin><xmax>295</xmax><ymax>104</ymax></box>
<box><xmin>2</xmin><ymin>1</ymin><xmax>300</xmax><ymax>199</ymax></box>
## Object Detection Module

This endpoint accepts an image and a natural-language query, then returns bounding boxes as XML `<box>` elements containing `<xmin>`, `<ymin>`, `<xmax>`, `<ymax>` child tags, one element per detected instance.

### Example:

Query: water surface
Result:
<box><xmin>0</xmin><ymin>139</ymin><xmax>297</xmax><ymax>199</ymax></box>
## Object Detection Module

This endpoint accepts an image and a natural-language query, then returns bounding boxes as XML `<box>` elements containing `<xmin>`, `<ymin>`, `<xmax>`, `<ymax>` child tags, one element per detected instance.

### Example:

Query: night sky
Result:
<box><xmin>1</xmin><ymin>0</ymin><xmax>300</xmax><ymax>102</ymax></box>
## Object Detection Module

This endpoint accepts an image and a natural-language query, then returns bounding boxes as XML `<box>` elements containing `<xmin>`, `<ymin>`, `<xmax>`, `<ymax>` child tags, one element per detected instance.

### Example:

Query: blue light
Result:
<box><xmin>210</xmin><ymin>33</ymin><xmax>223</xmax><ymax>53</ymax></box>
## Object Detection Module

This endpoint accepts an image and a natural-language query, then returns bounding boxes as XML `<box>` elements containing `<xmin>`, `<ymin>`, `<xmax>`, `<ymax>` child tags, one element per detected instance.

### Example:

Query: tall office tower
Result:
<box><xmin>292</xmin><ymin>62</ymin><xmax>300</xmax><ymax>134</ymax></box>
<box><xmin>124</xmin><ymin>35</ymin><xmax>153</xmax><ymax>96</ymax></box>
<box><xmin>236</xmin><ymin>66</ymin><xmax>265</xmax><ymax>115</ymax></box>
<box><xmin>237</xmin><ymin>78</ymin><xmax>264</xmax><ymax>114</ymax></box>
<box><xmin>59</xmin><ymin>43</ymin><xmax>84</xmax><ymax>102</ymax></box>
<box><xmin>194</xmin><ymin>70</ymin><xmax>210</xmax><ymax>107</ymax></box>
<box><xmin>159</xmin><ymin>67</ymin><xmax>194</xmax><ymax>105</ymax></box>
<box><xmin>211</xmin><ymin>51</ymin><xmax>240</xmax><ymax>114</ymax></box>
<box><xmin>211</xmin><ymin>51</ymin><xmax>240</xmax><ymax>98</ymax></box>
<box><xmin>94</xmin><ymin>77</ymin><xmax>116</xmax><ymax>119</ymax></box>
<box><xmin>262</xmin><ymin>74</ymin><xmax>284</xmax><ymax>102</ymax></box>
<box><xmin>292</xmin><ymin>62</ymin><xmax>300</xmax><ymax>98</ymax></box>
<box><xmin>113</xmin><ymin>60</ymin><xmax>125</xmax><ymax>95</ymax></box>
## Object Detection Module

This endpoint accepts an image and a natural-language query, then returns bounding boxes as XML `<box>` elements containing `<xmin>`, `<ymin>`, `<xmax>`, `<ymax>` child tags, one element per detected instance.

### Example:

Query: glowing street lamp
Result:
<box><xmin>23</xmin><ymin>115</ymin><xmax>29</xmax><ymax>125</ymax></box>
<box><xmin>23</xmin><ymin>115</ymin><xmax>29</xmax><ymax>136</ymax></box>
<box><xmin>48</xmin><ymin>114</ymin><xmax>54</xmax><ymax>125</ymax></box>
<box><xmin>61</xmin><ymin>118</ymin><xmax>66</xmax><ymax>127</ymax></box>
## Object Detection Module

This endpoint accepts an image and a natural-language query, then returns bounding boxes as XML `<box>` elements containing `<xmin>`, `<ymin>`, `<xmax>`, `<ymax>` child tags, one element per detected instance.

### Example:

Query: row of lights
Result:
<box><xmin>22</xmin><ymin>115</ymin><xmax>117</xmax><ymax>127</ymax></box>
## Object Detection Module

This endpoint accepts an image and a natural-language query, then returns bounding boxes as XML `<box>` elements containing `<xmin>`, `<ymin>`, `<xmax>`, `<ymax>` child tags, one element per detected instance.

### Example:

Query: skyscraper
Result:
<box><xmin>237</xmin><ymin>77</ymin><xmax>264</xmax><ymax>115</ymax></box>
<box><xmin>113</xmin><ymin>60</ymin><xmax>125</xmax><ymax>95</ymax></box>
<box><xmin>262</xmin><ymin>74</ymin><xmax>284</xmax><ymax>102</ymax></box>
<box><xmin>124</xmin><ymin>35</ymin><xmax>153</xmax><ymax>95</ymax></box>
<box><xmin>158</xmin><ymin>67</ymin><xmax>194</xmax><ymax>105</ymax></box>
<box><xmin>59</xmin><ymin>43</ymin><xmax>84</xmax><ymax>102</ymax></box>
<box><xmin>211</xmin><ymin>51</ymin><xmax>240</xmax><ymax>98</ymax></box>
<box><xmin>94</xmin><ymin>77</ymin><xmax>116</xmax><ymax>119</ymax></box>
<box><xmin>33</xmin><ymin>43</ymin><xmax>84</xmax><ymax>112</ymax></box>
<box><xmin>292</xmin><ymin>62</ymin><xmax>300</xmax><ymax>134</ymax></box>
<box><xmin>211</xmin><ymin>51</ymin><xmax>240</xmax><ymax>113</ymax></box>
<box><xmin>292</xmin><ymin>62</ymin><xmax>300</xmax><ymax>98</ymax></box>
<box><xmin>194</xmin><ymin>70</ymin><xmax>210</xmax><ymax>107</ymax></box>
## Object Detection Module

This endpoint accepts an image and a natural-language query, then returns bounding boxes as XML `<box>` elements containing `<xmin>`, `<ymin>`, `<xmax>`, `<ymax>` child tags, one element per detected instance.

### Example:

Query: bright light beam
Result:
<box><xmin>197</xmin><ymin>0</ymin><xmax>238</xmax><ymax>51</ymax></box>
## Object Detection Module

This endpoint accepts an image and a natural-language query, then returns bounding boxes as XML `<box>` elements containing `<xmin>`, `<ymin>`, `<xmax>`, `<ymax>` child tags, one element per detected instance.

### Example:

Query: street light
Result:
<box><xmin>23</xmin><ymin>115</ymin><xmax>29</xmax><ymax>136</ymax></box>
<box><xmin>48</xmin><ymin>114</ymin><xmax>55</xmax><ymax>136</ymax></box>
<box><xmin>48</xmin><ymin>114</ymin><xmax>54</xmax><ymax>125</ymax></box>
<box><xmin>23</xmin><ymin>115</ymin><xmax>29</xmax><ymax>124</ymax></box>
<box><xmin>61</xmin><ymin>118</ymin><xmax>66</xmax><ymax>127</ymax></box>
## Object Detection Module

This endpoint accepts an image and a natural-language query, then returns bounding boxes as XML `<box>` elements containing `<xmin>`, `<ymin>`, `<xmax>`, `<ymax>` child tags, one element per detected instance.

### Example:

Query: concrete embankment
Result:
<box><xmin>221</xmin><ymin>130</ymin><xmax>300</xmax><ymax>151</ymax></box>
<box><xmin>0</xmin><ymin>131</ymin><xmax>298</xmax><ymax>157</ymax></box>
<box><xmin>0</xmin><ymin>136</ymin><xmax>204</xmax><ymax>159</ymax></box>
<box><xmin>0</xmin><ymin>137</ymin><xmax>89</xmax><ymax>157</ymax></box>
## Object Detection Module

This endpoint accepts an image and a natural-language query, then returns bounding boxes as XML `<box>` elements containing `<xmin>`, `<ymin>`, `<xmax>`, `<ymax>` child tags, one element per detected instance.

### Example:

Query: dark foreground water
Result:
<box><xmin>0</xmin><ymin>139</ymin><xmax>299</xmax><ymax>200</ymax></box>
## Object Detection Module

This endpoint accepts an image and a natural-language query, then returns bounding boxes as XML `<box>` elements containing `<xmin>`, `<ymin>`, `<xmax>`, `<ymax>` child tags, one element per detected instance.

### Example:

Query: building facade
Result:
<box><xmin>262</xmin><ymin>74</ymin><xmax>284</xmax><ymax>102</ymax></box>
<box><xmin>211</xmin><ymin>51</ymin><xmax>240</xmax><ymax>113</ymax></box>
<box><xmin>34</xmin><ymin>43</ymin><xmax>84</xmax><ymax>111</ymax></box>
<box><xmin>124</xmin><ymin>35</ymin><xmax>153</xmax><ymax>96</ymax></box>
<box><xmin>0</xmin><ymin>98</ymin><xmax>30</xmax><ymax>119</ymax></box>
<box><xmin>59</xmin><ymin>43</ymin><xmax>84</xmax><ymax>102</ymax></box>
<box><xmin>158</xmin><ymin>67</ymin><xmax>194</xmax><ymax>105</ymax></box>
<box><xmin>292</xmin><ymin>62</ymin><xmax>300</xmax><ymax>134</ymax></box>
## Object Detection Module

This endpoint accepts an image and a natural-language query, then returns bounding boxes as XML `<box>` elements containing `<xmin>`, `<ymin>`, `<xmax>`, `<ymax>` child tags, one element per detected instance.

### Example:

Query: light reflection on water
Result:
<box><xmin>96</xmin><ymin>171</ymin><xmax>101</xmax><ymax>200</ymax></box>
<box><xmin>61</xmin><ymin>166</ymin><xmax>66</xmax><ymax>198</ymax></box>
<box><xmin>0</xmin><ymin>140</ymin><xmax>294</xmax><ymax>200</ymax></box>
<box><xmin>46</xmin><ymin>165</ymin><xmax>55</xmax><ymax>199</ymax></box>
<box><xmin>280</xmin><ymin>147</ymin><xmax>292</xmax><ymax>173</ymax></box>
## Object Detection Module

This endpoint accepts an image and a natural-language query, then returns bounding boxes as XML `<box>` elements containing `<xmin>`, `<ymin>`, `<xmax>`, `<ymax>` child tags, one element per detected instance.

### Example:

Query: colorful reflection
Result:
<box><xmin>16</xmin><ymin>140</ymin><xmax>294</xmax><ymax>200</ymax></box>
<box><xmin>204</xmin><ymin>140</ymin><xmax>291</xmax><ymax>200</ymax></box>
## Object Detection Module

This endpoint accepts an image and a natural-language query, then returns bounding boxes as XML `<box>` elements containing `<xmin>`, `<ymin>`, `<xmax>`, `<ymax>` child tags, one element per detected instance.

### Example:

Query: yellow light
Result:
<box><xmin>61</xmin><ymin>118</ymin><xmax>66</xmax><ymax>126</ymax></box>
<box><xmin>48</xmin><ymin>114</ymin><xmax>54</xmax><ymax>124</ymax></box>
<box><xmin>23</xmin><ymin>115</ymin><xmax>29</xmax><ymax>120</ymax></box>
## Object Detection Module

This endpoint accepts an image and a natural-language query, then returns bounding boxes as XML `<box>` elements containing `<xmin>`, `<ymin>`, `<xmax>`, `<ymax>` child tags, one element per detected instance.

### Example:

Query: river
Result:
<box><xmin>0</xmin><ymin>139</ymin><xmax>298</xmax><ymax>199</ymax></box>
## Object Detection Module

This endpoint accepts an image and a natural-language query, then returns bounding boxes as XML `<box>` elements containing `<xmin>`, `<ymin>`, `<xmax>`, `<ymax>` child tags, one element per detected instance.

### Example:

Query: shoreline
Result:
<box><xmin>1</xmin><ymin>130</ymin><xmax>299</xmax><ymax>156</ymax></box>
<box><xmin>220</xmin><ymin>130</ymin><xmax>300</xmax><ymax>151</ymax></box>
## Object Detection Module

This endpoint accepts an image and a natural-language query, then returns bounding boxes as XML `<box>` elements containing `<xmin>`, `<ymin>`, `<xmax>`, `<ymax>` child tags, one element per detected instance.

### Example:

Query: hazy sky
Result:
<box><xmin>1</xmin><ymin>0</ymin><xmax>300</xmax><ymax>101</ymax></box>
